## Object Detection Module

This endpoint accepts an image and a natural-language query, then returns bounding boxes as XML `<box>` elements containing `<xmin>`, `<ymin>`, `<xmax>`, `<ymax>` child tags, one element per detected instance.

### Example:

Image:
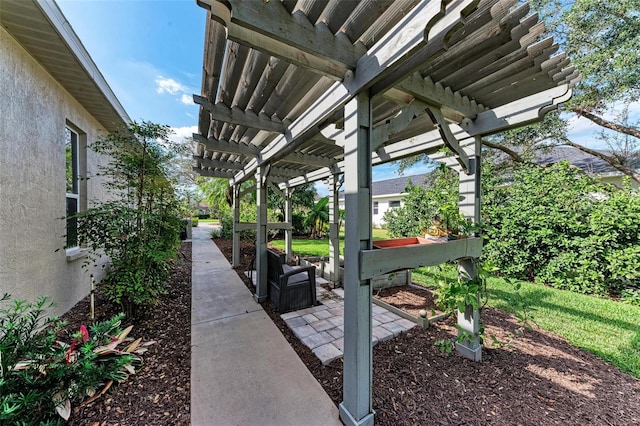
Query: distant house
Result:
<box><xmin>0</xmin><ymin>1</ymin><xmax>130</xmax><ymax>317</ymax></box>
<box><xmin>535</xmin><ymin>146</ymin><xmax>639</xmax><ymax>189</ymax></box>
<box><xmin>338</xmin><ymin>174</ymin><xmax>427</xmax><ymax>227</ymax></box>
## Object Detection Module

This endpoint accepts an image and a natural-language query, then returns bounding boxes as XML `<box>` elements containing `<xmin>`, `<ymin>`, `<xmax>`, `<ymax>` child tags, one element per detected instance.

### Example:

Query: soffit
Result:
<box><xmin>193</xmin><ymin>0</ymin><xmax>579</xmax><ymax>186</ymax></box>
<box><xmin>0</xmin><ymin>0</ymin><xmax>129</xmax><ymax>132</ymax></box>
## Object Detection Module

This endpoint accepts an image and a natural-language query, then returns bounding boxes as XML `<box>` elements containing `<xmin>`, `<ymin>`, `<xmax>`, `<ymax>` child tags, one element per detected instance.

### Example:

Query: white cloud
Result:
<box><xmin>169</xmin><ymin>125</ymin><xmax>198</xmax><ymax>143</ymax></box>
<box><xmin>180</xmin><ymin>93</ymin><xmax>193</xmax><ymax>105</ymax></box>
<box><xmin>155</xmin><ymin>76</ymin><xmax>188</xmax><ymax>95</ymax></box>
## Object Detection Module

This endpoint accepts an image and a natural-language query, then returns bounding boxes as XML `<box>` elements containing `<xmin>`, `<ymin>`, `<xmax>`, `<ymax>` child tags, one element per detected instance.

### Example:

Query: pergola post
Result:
<box><xmin>339</xmin><ymin>92</ymin><xmax>374</xmax><ymax>426</ymax></box>
<box><xmin>284</xmin><ymin>187</ymin><xmax>293</xmax><ymax>263</ymax></box>
<box><xmin>455</xmin><ymin>136</ymin><xmax>483</xmax><ymax>361</ymax></box>
<box><xmin>254</xmin><ymin>165</ymin><xmax>268</xmax><ymax>303</ymax></box>
<box><xmin>231</xmin><ymin>184</ymin><xmax>241</xmax><ymax>267</ymax></box>
<box><xmin>328</xmin><ymin>174</ymin><xmax>342</xmax><ymax>286</ymax></box>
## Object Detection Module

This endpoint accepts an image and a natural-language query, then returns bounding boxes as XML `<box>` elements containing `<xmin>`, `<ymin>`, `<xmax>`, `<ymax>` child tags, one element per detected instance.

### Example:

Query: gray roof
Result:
<box><xmin>535</xmin><ymin>146</ymin><xmax>638</xmax><ymax>175</ymax></box>
<box><xmin>339</xmin><ymin>174</ymin><xmax>428</xmax><ymax>199</ymax></box>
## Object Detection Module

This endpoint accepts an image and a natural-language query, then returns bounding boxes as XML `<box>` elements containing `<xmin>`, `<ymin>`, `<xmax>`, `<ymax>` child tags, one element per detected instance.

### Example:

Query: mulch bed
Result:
<box><xmin>59</xmin><ymin>242</ymin><xmax>192</xmax><ymax>425</ymax></box>
<box><xmin>373</xmin><ymin>284</ymin><xmax>443</xmax><ymax>318</ymax></box>
<box><xmin>215</xmin><ymin>238</ymin><xmax>640</xmax><ymax>426</ymax></box>
<box><xmin>56</xmin><ymin>238</ymin><xmax>640</xmax><ymax>425</ymax></box>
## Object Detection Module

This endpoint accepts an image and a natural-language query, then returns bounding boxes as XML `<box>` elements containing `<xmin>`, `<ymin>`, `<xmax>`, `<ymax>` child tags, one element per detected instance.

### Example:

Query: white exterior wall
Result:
<box><xmin>339</xmin><ymin>194</ymin><xmax>404</xmax><ymax>228</ymax></box>
<box><xmin>371</xmin><ymin>194</ymin><xmax>403</xmax><ymax>227</ymax></box>
<box><xmin>0</xmin><ymin>27</ymin><xmax>110</xmax><ymax>317</ymax></box>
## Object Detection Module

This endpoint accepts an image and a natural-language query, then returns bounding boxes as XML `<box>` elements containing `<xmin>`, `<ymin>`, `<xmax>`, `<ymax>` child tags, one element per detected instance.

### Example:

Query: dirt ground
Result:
<box><xmin>216</xmin><ymin>238</ymin><xmax>640</xmax><ymax>426</ymax></box>
<box><xmin>57</xmin><ymin>238</ymin><xmax>640</xmax><ymax>425</ymax></box>
<box><xmin>60</xmin><ymin>243</ymin><xmax>191</xmax><ymax>425</ymax></box>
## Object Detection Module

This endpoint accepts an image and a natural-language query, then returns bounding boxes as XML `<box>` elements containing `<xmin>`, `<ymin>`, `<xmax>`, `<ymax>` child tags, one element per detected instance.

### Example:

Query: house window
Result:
<box><xmin>389</xmin><ymin>200</ymin><xmax>401</xmax><ymax>208</ymax></box>
<box><xmin>373</xmin><ymin>201</ymin><xmax>379</xmax><ymax>215</ymax></box>
<box><xmin>65</xmin><ymin>127</ymin><xmax>80</xmax><ymax>248</ymax></box>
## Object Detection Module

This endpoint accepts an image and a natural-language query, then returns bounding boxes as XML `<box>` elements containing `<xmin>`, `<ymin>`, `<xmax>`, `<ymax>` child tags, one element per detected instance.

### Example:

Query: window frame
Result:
<box><xmin>389</xmin><ymin>200</ymin><xmax>401</xmax><ymax>209</ymax></box>
<box><xmin>65</xmin><ymin>125</ymin><xmax>81</xmax><ymax>250</ymax></box>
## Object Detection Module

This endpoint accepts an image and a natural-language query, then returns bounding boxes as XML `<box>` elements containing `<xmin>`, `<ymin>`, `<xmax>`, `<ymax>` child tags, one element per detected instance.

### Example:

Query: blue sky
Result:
<box><xmin>58</xmin><ymin>0</ymin><xmax>204</xmax><ymax>140</ymax></box>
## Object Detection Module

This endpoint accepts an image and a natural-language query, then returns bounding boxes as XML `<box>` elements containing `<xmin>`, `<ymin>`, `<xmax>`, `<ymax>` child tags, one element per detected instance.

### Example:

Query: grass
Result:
<box><xmin>269</xmin><ymin>228</ymin><xmax>390</xmax><ymax>257</ymax></box>
<box><xmin>197</xmin><ymin>218</ymin><xmax>219</xmax><ymax>223</ymax></box>
<box><xmin>413</xmin><ymin>264</ymin><xmax>640</xmax><ymax>378</ymax></box>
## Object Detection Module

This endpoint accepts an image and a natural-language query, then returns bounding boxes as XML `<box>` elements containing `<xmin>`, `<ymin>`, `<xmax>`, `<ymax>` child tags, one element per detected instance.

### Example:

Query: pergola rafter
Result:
<box><xmin>192</xmin><ymin>1</ymin><xmax>578</xmax><ymax>424</ymax></box>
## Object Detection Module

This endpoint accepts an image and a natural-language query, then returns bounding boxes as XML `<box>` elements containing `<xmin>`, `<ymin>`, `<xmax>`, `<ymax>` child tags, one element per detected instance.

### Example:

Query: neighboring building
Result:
<box><xmin>535</xmin><ymin>146</ymin><xmax>639</xmax><ymax>189</ymax></box>
<box><xmin>0</xmin><ymin>0</ymin><xmax>130</xmax><ymax>317</ymax></box>
<box><xmin>338</xmin><ymin>174</ymin><xmax>427</xmax><ymax>227</ymax></box>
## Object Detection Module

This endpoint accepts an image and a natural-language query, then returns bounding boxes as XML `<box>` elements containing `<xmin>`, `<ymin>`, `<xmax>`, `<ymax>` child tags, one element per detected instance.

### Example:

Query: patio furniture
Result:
<box><xmin>267</xmin><ymin>249</ymin><xmax>317</xmax><ymax>313</ymax></box>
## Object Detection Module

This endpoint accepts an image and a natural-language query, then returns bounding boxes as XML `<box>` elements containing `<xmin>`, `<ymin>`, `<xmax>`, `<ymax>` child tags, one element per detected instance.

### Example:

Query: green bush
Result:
<box><xmin>383</xmin><ymin>166</ymin><xmax>459</xmax><ymax>238</ymax></box>
<box><xmin>483</xmin><ymin>162</ymin><xmax>640</xmax><ymax>299</ymax></box>
<box><xmin>0</xmin><ymin>294</ymin><xmax>148</xmax><ymax>424</ymax></box>
<box><xmin>292</xmin><ymin>211</ymin><xmax>309</xmax><ymax>235</ymax></box>
<box><xmin>191</xmin><ymin>217</ymin><xmax>199</xmax><ymax>227</ymax></box>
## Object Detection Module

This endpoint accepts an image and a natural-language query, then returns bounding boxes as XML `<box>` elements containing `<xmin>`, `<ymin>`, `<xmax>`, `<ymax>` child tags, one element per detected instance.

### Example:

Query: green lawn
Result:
<box><xmin>197</xmin><ymin>218</ymin><xmax>219</xmax><ymax>223</ymax></box>
<box><xmin>413</xmin><ymin>264</ymin><xmax>640</xmax><ymax>378</ymax></box>
<box><xmin>269</xmin><ymin>228</ymin><xmax>389</xmax><ymax>257</ymax></box>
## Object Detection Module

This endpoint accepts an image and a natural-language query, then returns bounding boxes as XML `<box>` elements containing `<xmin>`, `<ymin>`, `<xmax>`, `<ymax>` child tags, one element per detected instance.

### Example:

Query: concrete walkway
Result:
<box><xmin>191</xmin><ymin>223</ymin><xmax>341</xmax><ymax>426</ymax></box>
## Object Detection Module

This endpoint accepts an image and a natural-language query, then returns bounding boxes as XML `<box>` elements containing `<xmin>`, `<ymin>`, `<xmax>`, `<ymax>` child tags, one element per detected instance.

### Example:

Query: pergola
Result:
<box><xmin>192</xmin><ymin>1</ymin><xmax>578</xmax><ymax>424</ymax></box>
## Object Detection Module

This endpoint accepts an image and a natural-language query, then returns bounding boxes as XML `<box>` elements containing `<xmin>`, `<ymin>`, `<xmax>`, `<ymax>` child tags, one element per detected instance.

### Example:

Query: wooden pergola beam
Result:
<box><xmin>194</xmin><ymin>94</ymin><xmax>287</xmax><ymax>133</ymax></box>
<box><xmin>196</xmin><ymin>156</ymin><xmax>247</xmax><ymax>170</ymax></box>
<box><xmin>198</xmin><ymin>0</ymin><xmax>364</xmax><ymax>80</ymax></box>
<box><xmin>194</xmin><ymin>133</ymin><xmax>260</xmax><ymax>157</ymax></box>
<box><xmin>193</xmin><ymin>167</ymin><xmax>237</xmax><ymax>179</ymax></box>
<box><xmin>232</xmin><ymin>0</ymin><xmax>476</xmax><ymax>185</ymax></box>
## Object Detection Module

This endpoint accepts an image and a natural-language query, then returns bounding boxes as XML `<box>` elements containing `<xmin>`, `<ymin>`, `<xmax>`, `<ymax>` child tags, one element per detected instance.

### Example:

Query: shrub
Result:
<box><xmin>383</xmin><ymin>166</ymin><xmax>459</xmax><ymax>238</ymax></box>
<box><xmin>0</xmin><ymin>294</ymin><xmax>149</xmax><ymax>423</ymax></box>
<box><xmin>75</xmin><ymin>121</ymin><xmax>182</xmax><ymax>318</ymax></box>
<box><xmin>292</xmin><ymin>211</ymin><xmax>309</xmax><ymax>235</ymax></box>
<box><xmin>483</xmin><ymin>162</ymin><xmax>640</xmax><ymax>298</ymax></box>
<box><xmin>191</xmin><ymin>217</ymin><xmax>199</xmax><ymax>227</ymax></box>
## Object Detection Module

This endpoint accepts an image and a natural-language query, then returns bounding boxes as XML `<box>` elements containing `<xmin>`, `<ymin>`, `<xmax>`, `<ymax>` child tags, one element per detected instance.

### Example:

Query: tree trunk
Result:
<box><xmin>573</xmin><ymin>108</ymin><xmax>640</xmax><ymax>140</ymax></box>
<box><xmin>481</xmin><ymin>140</ymin><xmax>526</xmax><ymax>163</ymax></box>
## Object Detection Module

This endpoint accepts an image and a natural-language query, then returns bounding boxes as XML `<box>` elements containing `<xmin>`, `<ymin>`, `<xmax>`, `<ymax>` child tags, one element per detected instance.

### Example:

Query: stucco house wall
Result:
<box><xmin>0</xmin><ymin>4</ymin><xmax>127</xmax><ymax>317</ymax></box>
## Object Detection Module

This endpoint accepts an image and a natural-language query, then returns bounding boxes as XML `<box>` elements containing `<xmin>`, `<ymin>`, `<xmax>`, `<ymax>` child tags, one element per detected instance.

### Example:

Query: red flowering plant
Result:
<box><xmin>1</xmin><ymin>294</ymin><xmax>153</xmax><ymax>424</ymax></box>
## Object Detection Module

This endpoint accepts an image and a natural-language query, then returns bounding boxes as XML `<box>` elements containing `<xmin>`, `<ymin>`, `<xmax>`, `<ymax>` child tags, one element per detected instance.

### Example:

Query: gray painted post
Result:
<box><xmin>456</xmin><ymin>137</ymin><xmax>482</xmax><ymax>361</ymax></box>
<box><xmin>254</xmin><ymin>166</ymin><xmax>268</xmax><ymax>303</ymax></box>
<box><xmin>285</xmin><ymin>187</ymin><xmax>293</xmax><ymax>263</ymax></box>
<box><xmin>232</xmin><ymin>184</ymin><xmax>241</xmax><ymax>267</ymax></box>
<box><xmin>328</xmin><ymin>174</ymin><xmax>341</xmax><ymax>285</ymax></box>
<box><xmin>339</xmin><ymin>93</ymin><xmax>374</xmax><ymax>426</ymax></box>
<box><xmin>456</xmin><ymin>258</ymin><xmax>482</xmax><ymax>361</ymax></box>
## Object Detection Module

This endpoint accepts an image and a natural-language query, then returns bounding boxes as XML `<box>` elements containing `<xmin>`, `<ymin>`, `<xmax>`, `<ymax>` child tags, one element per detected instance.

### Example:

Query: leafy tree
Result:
<box><xmin>76</xmin><ymin>121</ymin><xmax>182</xmax><ymax>318</ymax></box>
<box><xmin>306</xmin><ymin>196</ymin><xmax>329</xmax><ymax>238</ymax></box>
<box><xmin>514</xmin><ymin>0</ymin><xmax>640</xmax><ymax>182</ymax></box>
<box><xmin>198</xmin><ymin>177</ymin><xmax>232</xmax><ymax>220</ymax></box>
<box><xmin>267</xmin><ymin>182</ymin><xmax>317</xmax><ymax>221</ymax></box>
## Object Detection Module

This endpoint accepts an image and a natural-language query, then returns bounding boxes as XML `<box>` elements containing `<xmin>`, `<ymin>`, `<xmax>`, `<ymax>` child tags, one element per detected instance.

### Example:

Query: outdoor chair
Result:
<box><xmin>266</xmin><ymin>249</ymin><xmax>317</xmax><ymax>313</ymax></box>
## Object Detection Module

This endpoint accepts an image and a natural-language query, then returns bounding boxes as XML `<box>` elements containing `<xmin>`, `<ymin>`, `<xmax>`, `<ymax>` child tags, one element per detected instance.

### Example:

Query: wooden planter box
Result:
<box><xmin>372</xmin><ymin>236</ymin><xmax>443</xmax><ymax>249</ymax></box>
<box><xmin>361</xmin><ymin>237</ymin><xmax>483</xmax><ymax>280</ymax></box>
